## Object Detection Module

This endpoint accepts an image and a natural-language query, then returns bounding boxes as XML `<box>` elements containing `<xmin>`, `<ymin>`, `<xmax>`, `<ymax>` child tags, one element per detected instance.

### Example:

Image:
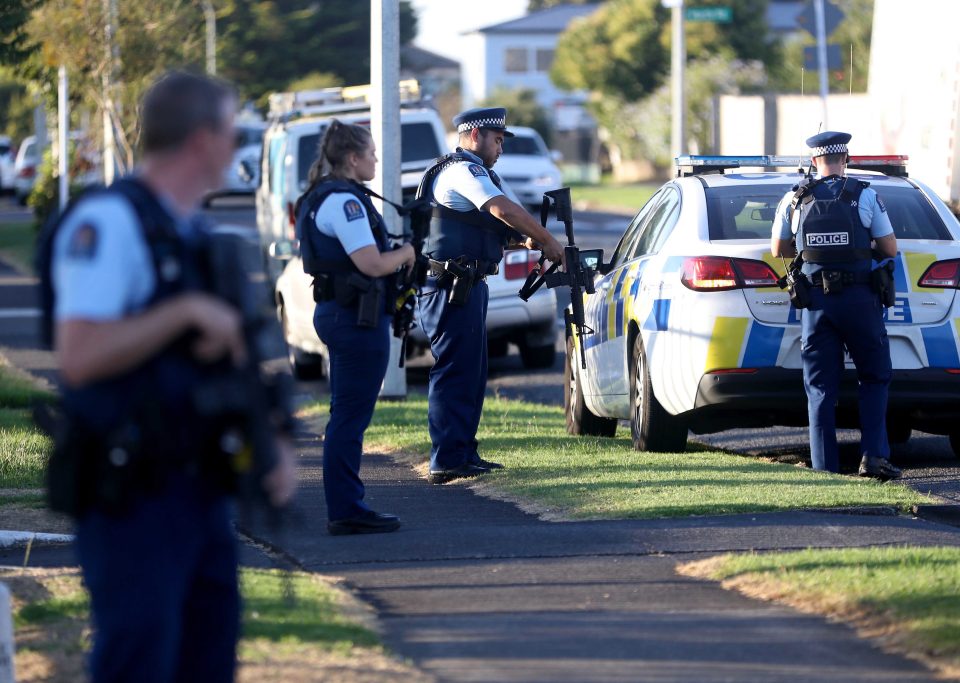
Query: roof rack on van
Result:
<box><xmin>675</xmin><ymin>155</ymin><xmax>909</xmax><ymax>178</ymax></box>
<box><xmin>268</xmin><ymin>80</ymin><xmax>425</xmax><ymax>122</ymax></box>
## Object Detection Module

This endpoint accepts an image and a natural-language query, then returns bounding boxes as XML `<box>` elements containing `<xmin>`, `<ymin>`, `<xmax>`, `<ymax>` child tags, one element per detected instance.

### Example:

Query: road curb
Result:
<box><xmin>0</xmin><ymin>530</ymin><xmax>74</xmax><ymax>548</ymax></box>
<box><xmin>911</xmin><ymin>504</ymin><xmax>960</xmax><ymax>528</ymax></box>
<box><xmin>803</xmin><ymin>505</ymin><xmax>899</xmax><ymax>517</ymax></box>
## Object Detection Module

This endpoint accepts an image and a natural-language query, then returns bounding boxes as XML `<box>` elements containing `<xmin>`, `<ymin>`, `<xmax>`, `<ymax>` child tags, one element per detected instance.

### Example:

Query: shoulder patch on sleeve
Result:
<box><xmin>343</xmin><ymin>199</ymin><xmax>365</xmax><ymax>222</ymax></box>
<box><xmin>467</xmin><ymin>163</ymin><xmax>488</xmax><ymax>178</ymax></box>
<box><xmin>66</xmin><ymin>223</ymin><xmax>99</xmax><ymax>260</ymax></box>
<box><xmin>876</xmin><ymin>195</ymin><xmax>887</xmax><ymax>213</ymax></box>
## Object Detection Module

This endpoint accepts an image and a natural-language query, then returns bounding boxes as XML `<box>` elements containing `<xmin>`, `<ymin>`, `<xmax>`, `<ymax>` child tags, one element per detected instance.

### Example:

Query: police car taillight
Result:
<box><xmin>918</xmin><ymin>259</ymin><xmax>960</xmax><ymax>289</ymax></box>
<box><xmin>681</xmin><ymin>257</ymin><xmax>778</xmax><ymax>291</ymax></box>
<box><xmin>504</xmin><ymin>249</ymin><xmax>540</xmax><ymax>280</ymax></box>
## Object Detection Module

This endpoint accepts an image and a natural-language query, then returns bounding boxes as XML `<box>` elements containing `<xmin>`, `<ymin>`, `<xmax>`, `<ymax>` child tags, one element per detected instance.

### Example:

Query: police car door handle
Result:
<box><xmin>758</xmin><ymin>300</ymin><xmax>788</xmax><ymax>305</ymax></box>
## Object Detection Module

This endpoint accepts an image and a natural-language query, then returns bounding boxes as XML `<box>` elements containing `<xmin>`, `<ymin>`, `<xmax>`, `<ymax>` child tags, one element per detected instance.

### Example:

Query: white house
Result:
<box><xmin>459</xmin><ymin>3</ymin><xmax>601</xmax><ymax>129</ymax></box>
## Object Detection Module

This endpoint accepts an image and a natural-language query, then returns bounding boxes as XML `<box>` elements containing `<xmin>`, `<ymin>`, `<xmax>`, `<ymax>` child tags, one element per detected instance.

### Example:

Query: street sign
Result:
<box><xmin>804</xmin><ymin>44</ymin><xmax>843</xmax><ymax>70</ymax></box>
<box><xmin>796</xmin><ymin>0</ymin><xmax>845</xmax><ymax>37</ymax></box>
<box><xmin>685</xmin><ymin>6</ymin><xmax>732</xmax><ymax>22</ymax></box>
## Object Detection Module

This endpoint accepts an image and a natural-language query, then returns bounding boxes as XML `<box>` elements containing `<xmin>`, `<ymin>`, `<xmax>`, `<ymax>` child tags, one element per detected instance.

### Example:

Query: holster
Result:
<box><xmin>871</xmin><ymin>262</ymin><xmax>896</xmax><ymax>307</ymax></box>
<box><xmin>777</xmin><ymin>261</ymin><xmax>811</xmax><ymax>310</ymax></box>
<box><xmin>344</xmin><ymin>273</ymin><xmax>382</xmax><ymax>327</ymax></box>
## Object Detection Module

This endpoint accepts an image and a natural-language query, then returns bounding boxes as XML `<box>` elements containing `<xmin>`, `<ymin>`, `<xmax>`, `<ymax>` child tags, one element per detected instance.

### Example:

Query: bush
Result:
<box><xmin>27</xmin><ymin>143</ymin><xmax>97</xmax><ymax>225</ymax></box>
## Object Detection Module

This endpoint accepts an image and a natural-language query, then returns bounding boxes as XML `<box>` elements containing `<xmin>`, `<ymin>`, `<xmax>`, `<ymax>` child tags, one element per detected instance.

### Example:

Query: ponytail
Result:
<box><xmin>296</xmin><ymin>119</ymin><xmax>372</xmax><ymax>216</ymax></box>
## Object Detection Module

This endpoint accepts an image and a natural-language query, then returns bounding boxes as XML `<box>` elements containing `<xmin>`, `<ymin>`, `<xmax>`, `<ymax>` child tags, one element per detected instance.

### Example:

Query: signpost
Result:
<box><xmin>795</xmin><ymin>0</ymin><xmax>845</xmax><ymax>128</ymax></box>
<box><xmin>685</xmin><ymin>6</ymin><xmax>732</xmax><ymax>22</ymax></box>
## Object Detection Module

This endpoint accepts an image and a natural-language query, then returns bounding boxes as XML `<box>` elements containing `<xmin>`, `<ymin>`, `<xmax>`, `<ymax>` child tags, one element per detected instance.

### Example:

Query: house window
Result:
<box><xmin>535</xmin><ymin>48</ymin><xmax>555</xmax><ymax>72</ymax></box>
<box><xmin>504</xmin><ymin>48</ymin><xmax>528</xmax><ymax>73</ymax></box>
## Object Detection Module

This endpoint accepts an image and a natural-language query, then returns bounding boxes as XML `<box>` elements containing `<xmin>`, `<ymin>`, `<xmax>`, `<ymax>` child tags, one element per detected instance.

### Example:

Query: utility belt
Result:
<box><xmin>427</xmin><ymin>257</ymin><xmax>498</xmax><ymax>306</ymax></box>
<box><xmin>783</xmin><ymin>264</ymin><xmax>895</xmax><ymax>308</ymax></box>
<box><xmin>312</xmin><ymin>272</ymin><xmax>386</xmax><ymax>328</ymax></box>
<box><xmin>809</xmin><ymin>269</ymin><xmax>872</xmax><ymax>293</ymax></box>
<box><xmin>47</xmin><ymin>412</ymin><xmax>234</xmax><ymax>518</ymax></box>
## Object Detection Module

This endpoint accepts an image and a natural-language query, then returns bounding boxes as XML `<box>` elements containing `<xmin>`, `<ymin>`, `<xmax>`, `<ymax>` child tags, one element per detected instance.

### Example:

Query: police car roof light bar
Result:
<box><xmin>268</xmin><ymin>79</ymin><xmax>424</xmax><ymax>121</ymax></box>
<box><xmin>675</xmin><ymin>155</ymin><xmax>909</xmax><ymax>178</ymax></box>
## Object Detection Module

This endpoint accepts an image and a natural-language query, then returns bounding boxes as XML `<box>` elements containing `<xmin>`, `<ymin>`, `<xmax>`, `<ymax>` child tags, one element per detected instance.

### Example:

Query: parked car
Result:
<box><xmin>495</xmin><ymin>126</ymin><xmax>563</xmax><ymax>210</ymax></box>
<box><xmin>0</xmin><ymin>136</ymin><xmax>15</xmax><ymax>195</ymax></box>
<box><xmin>565</xmin><ymin>154</ymin><xmax>960</xmax><ymax>457</ymax></box>
<box><xmin>205</xmin><ymin>120</ymin><xmax>266</xmax><ymax>205</ymax></box>
<box><xmin>259</xmin><ymin>82</ymin><xmax>557</xmax><ymax>378</ymax></box>
<box><xmin>13</xmin><ymin>135</ymin><xmax>40</xmax><ymax>205</ymax></box>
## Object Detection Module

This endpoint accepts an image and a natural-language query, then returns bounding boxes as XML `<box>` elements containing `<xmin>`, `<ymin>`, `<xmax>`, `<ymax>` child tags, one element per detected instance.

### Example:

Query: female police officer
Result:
<box><xmin>295</xmin><ymin>120</ymin><xmax>415</xmax><ymax>534</ymax></box>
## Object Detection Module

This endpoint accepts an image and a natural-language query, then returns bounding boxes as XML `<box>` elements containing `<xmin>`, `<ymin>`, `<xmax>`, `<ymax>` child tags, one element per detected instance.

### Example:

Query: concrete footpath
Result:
<box><xmin>243</xmin><ymin>419</ymin><xmax>960</xmax><ymax>683</ymax></box>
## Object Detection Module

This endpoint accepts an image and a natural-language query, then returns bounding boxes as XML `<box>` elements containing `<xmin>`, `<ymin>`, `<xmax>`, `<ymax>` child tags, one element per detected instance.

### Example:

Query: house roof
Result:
<box><xmin>401</xmin><ymin>44</ymin><xmax>459</xmax><ymax>71</ymax></box>
<box><xmin>470</xmin><ymin>3</ymin><xmax>601</xmax><ymax>35</ymax></box>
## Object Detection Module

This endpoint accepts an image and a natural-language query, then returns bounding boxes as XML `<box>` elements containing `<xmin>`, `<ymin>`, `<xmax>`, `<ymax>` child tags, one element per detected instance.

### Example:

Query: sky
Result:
<box><xmin>410</xmin><ymin>0</ymin><xmax>528</xmax><ymax>59</ymax></box>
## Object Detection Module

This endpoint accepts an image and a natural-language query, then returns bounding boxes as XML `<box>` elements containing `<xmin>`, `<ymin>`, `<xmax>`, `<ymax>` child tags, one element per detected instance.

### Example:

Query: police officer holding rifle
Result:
<box><xmin>417</xmin><ymin>107</ymin><xmax>564</xmax><ymax>484</ymax></box>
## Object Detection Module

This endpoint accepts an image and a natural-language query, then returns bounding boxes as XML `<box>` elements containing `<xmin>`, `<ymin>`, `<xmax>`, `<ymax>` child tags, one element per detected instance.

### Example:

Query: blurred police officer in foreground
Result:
<box><xmin>416</xmin><ymin>107</ymin><xmax>564</xmax><ymax>484</ymax></box>
<box><xmin>51</xmin><ymin>72</ymin><xmax>296</xmax><ymax>681</ymax></box>
<box><xmin>771</xmin><ymin>131</ymin><xmax>901</xmax><ymax>480</ymax></box>
<box><xmin>294</xmin><ymin>120</ymin><xmax>415</xmax><ymax>534</ymax></box>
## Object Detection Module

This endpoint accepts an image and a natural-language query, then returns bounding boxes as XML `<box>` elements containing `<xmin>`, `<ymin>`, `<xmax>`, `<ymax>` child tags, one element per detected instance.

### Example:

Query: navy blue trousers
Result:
<box><xmin>314</xmin><ymin>300</ymin><xmax>391</xmax><ymax>521</ymax></box>
<box><xmin>76</xmin><ymin>476</ymin><xmax>239</xmax><ymax>683</ymax></box>
<box><xmin>801</xmin><ymin>284</ymin><xmax>892</xmax><ymax>472</ymax></box>
<box><xmin>417</xmin><ymin>277</ymin><xmax>489</xmax><ymax>471</ymax></box>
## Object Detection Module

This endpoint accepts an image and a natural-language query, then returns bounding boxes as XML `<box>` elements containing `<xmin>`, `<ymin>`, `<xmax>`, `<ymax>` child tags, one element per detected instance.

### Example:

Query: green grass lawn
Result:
<box><xmin>681</xmin><ymin>546</ymin><xmax>960</xmax><ymax>675</ymax></box>
<box><xmin>570</xmin><ymin>183</ymin><xmax>659</xmax><ymax>215</ymax></box>
<box><xmin>5</xmin><ymin>567</ymin><xmax>388</xmax><ymax>677</ymax></box>
<box><xmin>0</xmin><ymin>221</ymin><xmax>36</xmax><ymax>273</ymax></box>
<box><xmin>0</xmin><ymin>365</ymin><xmax>53</xmax><ymax>491</ymax></box>
<box><xmin>303</xmin><ymin>394</ymin><xmax>931</xmax><ymax>520</ymax></box>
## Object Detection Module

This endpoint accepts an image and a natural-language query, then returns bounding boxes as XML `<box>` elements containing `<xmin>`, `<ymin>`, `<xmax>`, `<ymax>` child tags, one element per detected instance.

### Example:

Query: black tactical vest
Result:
<box><xmin>795</xmin><ymin>176</ymin><xmax>873</xmax><ymax>276</ymax></box>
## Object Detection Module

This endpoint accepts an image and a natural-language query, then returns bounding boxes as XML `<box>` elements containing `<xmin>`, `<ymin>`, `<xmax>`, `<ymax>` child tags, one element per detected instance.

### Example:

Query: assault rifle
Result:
<box><xmin>389</xmin><ymin>200</ymin><xmax>432</xmax><ymax>367</ymax></box>
<box><xmin>194</xmin><ymin>228</ymin><xmax>296</xmax><ymax>513</ymax></box>
<box><xmin>518</xmin><ymin>187</ymin><xmax>599</xmax><ymax>369</ymax></box>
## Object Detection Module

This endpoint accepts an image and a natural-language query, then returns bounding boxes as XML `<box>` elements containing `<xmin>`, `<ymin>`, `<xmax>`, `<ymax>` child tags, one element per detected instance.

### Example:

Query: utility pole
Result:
<box><xmin>371</xmin><ymin>0</ymin><xmax>406</xmax><ymax>398</ymax></box>
<box><xmin>102</xmin><ymin>0</ymin><xmax>120</xmax><ymax>184</ymax></box>
<box><xmin>58</xmin><ymin>66</ymin><xmax>69</xmax><ymax>213</ymax></box>
<box><xmin>663</xmin><ymin>0</ymin><xmax>686</xmax><ymax>157</ymax></box>
<box><xmin>813</xmin><ymin>0</ymin><xmax>830</xmax><ymax>127</ymax></box>
<box><xmin>202</xmin><ymin>1</ymin><xmax>217</xmax><ymax>76</ymax></box>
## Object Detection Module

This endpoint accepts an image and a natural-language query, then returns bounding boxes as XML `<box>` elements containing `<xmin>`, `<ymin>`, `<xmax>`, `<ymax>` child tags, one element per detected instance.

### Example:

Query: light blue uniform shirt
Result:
<box><xmin>431</xmin><ymin>149</ymin><xmax>517</xmax><ymax>211</ymax></box>
<box><xmin>313</xmin><ymin>191</ymin><xmax>376</xmax><ymax>255</ymax></box>
<box><xmin>52</xmin><ymin>189</ymin><xmax>198</xmax><ymax>322</ymax></box>
<box><xmin>772</xmin><ymin>177</ymin><xmax>894</xmax><ymax>242</ymax></box>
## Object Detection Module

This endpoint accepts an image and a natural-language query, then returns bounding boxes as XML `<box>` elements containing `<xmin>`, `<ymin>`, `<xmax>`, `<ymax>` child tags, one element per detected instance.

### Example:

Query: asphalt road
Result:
<box><xmin>3</xmin><ymin>196</ymin><xmax>958</xmax><ymax>504</ymax></box>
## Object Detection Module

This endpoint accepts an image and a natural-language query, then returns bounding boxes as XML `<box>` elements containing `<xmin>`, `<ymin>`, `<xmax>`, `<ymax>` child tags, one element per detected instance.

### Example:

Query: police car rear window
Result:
<box><xmin>705</xmin><ymin>183</ymin><xmax>954</xmax><ymax>241</ymax></box>
<box><xmin>705</xmin><ymin>185</ymin><xmax>792</xmax><ymax>240</ymax></box>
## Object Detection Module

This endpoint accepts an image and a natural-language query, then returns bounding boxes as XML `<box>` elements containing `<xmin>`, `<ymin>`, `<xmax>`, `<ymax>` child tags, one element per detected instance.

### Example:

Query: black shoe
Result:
<box><xmin>428</xmin><ymin>463</ymin><xmax>489</xmax><ymax>485</ymax></box>
<box><xmin>474</xmin><ymin>458</ymin><xmax>504</xmax><ymax>470</ymax></box>
<box><xmin>327</xmin><ymin>510</ymin><xmax>401</xmax><ymax>536</ymax></box>
<box><xmin>858</xmin><ymin>456</ymin><xmax>902</xmax><ymax>481</ymax></box>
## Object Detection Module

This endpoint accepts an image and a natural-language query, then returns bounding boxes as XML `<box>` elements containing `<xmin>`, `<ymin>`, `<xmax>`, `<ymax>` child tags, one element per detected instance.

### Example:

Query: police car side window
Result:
<box><xmin>629</xmin><ymin>186</ymin><xmax>680</xmax><ymax>259</ymax></box>
<box><xmin>611</xmin><ymin>189</ymin><xmax>664</xmax><ymax>267</ymax></box>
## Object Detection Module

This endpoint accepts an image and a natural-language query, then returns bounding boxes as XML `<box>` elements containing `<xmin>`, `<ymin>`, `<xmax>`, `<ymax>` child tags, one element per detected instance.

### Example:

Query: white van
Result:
<box><xmin>259</xmin><ymin>82</ymin><xmax>557</xmax><ymax>378</ymax></box>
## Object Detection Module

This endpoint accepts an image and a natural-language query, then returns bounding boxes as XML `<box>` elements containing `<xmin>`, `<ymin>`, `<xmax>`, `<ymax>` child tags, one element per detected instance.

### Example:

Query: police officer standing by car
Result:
<box><xmin>49</xmin><ymin>72</ymin><xmax>297</xmax><ymax>682</ymax></box>
<box><xmin>771</xmin><ymin>131</ymin><xmax>901</xmax><ymax>480</ymax></box>
<box><xmin>295</xmin><ymin>120</ymin><xmax>415</xmax><ymax>534</ymax></box>
<box><xmin>417</xmin><ymin>107</ymin><xmax>564</xmax><ymax>484</ymax></box>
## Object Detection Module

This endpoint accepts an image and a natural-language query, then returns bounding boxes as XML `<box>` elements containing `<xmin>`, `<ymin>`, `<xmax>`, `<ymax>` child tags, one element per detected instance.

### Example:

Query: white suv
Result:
<box><xmin>495</xmin><ymin>126</ymin><xmax>563</xmax><ymax>210</ymax></box>
<box><xmin>259</xmin><ymin>83</ymin><xmax>557</xmax><ymax>378</ymax></box>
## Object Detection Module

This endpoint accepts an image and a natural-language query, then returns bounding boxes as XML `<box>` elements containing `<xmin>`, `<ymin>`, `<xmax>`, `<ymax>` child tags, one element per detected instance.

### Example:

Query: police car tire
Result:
<box><xmin>488</xmin><ymin>338</ymin><xmax>509</xmax><ymax>358</ymax></box>
<box><xmin>519</xmin><ymin>341</ymin><xmax>556</xmax><ymax>369</ymax></box>
<box><xmin>564</xmin><ymin>336</ymin><xmax>617</xmax><ymax>437</ymax></box>
<box><xmin>280</xmin><ymin>303</ymin><xmax>326</xmax><ymax>380</ymax></box>
<box><xmin>629</xmin><ymin>335</ymin><xmax>687</xmax><ymax>453</ymax></box>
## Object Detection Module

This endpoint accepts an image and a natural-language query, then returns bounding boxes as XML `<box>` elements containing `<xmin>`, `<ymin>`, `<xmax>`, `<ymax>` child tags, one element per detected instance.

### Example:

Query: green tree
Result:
<box><xmin>478</xmin><ymin>87</ymin><xmax>553</xmax><ymax>145</ymax></box>
<box><xmin>0</xmin><ymin>0</ymin><xmax>40</xmax><ymax>66</ymax></box>
<box><xmin>216</xmin><ymin>1</ymin><xmax>418</xmax><ymax>104</ymax></box>
<box><xmin>552</xmin><ymin>0</ymin><xmax>779</xmax><ymax>103</ymax></box>
<box><xmin>528</xmin><ymin>0</ymin><xmax>600</xmax><ymax>12</ymax></box>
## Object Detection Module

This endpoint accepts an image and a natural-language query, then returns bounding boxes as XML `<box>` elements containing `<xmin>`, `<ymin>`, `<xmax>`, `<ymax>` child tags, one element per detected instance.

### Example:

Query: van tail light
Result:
<box><xmin>18</xmin><ymin>165</ymin><xmax>35</xmax><ymax>179</ymax></box>
<box><xmin>917</xmin><ymin>259</ymin><xmax>960</xmax><ymax>289</ymax></box>
<box><xmin>286</xmin><ymin>201</ymin><xmax>297</xmax><ymax>241</ymax></box>
<box><xmin>680</xmin><ymin>257</ymin><xmax>779</xmax><ymax>291</ymax></box>
<box><xmin>504</xmin><ymin>249</ymin><xmax>541</xmax><ymax>280</ymax></box>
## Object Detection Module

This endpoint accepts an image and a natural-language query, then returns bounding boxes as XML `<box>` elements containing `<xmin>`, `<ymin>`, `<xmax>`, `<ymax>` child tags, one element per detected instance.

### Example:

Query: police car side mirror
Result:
<box><xmin>579</xmin><ymin>248</ymin><xmax>608</xmax><ymax>275</ymax></box>
<box><xmin>550</xmin><ymin>149</ymin><xmax>563</xmax><ymax>163</ymax></box>
<box><xmin>268</xmin><ymin>239</ymin><xmax>299</xmax><ymax>261</ymax></box>
<box><xmin>751</xmin><ymin>207</ymin><xmax>777</xmax><ymax>222</ymax></box>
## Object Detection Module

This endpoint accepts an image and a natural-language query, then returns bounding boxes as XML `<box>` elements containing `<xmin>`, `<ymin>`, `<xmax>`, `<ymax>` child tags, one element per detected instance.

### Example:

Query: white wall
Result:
<box><xmin>719</xmin><ymin>96</ymin><xmax>765</xmax><ymax>153</ymax></box>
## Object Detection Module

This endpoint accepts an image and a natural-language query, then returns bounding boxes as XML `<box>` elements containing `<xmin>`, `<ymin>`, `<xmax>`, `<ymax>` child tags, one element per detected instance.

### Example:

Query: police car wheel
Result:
<box><xmin>887</xmin><ymin>422</ymin><xmax>912</xmax><ymax>445</ymax></box>
<box><xmin>564</xmin><ymin>336</ymin><xmax>617</xmax><ymax>437</ymax></box>
<box><xmin>629</xmin><ymin>335</ymin><xmax>687</xmax><ymax>453</ymax></box>
<box><xmin>280</xmin><ymin>302</ymin><xmax>326</xmax><ymax>380</ymax></box>
<box><xmin>488</xmin><ymin>338</ymin><xmax>509</xmax><ymax>358</ymax></box>
<box><xmin>950</xmin><ymin>432</ymin><xmax>960</xmax><ymax>459</ymax></box>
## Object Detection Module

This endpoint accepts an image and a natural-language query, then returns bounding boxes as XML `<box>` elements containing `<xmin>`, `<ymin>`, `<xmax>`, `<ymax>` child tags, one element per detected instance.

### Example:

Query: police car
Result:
<box><xmin>565</xmin><ymin>155</ymin><xmax>960</xmax><ymax>457</ymax></box>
